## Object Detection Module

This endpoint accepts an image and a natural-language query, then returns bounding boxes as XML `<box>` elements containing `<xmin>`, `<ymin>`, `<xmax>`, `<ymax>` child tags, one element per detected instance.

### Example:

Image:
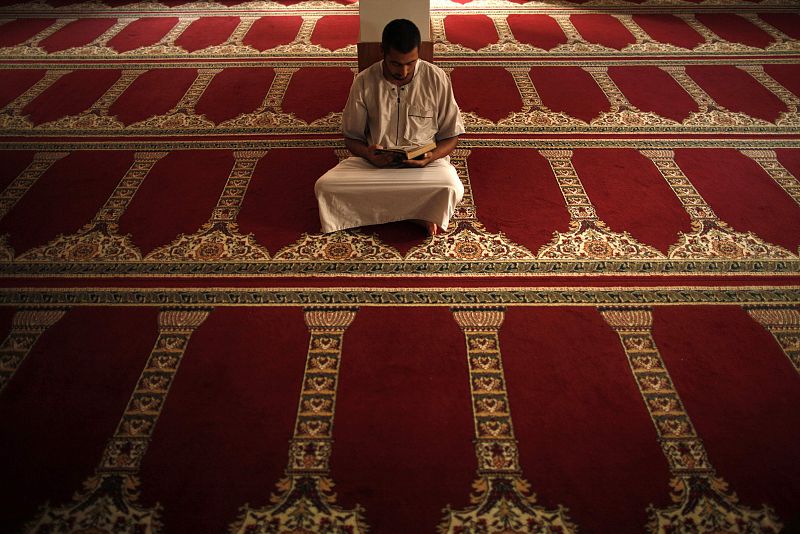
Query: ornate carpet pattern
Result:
<box><xmin>0</xmin><ymin>0</ymin><xmax>798</xmax><ymax>532</ymax></box>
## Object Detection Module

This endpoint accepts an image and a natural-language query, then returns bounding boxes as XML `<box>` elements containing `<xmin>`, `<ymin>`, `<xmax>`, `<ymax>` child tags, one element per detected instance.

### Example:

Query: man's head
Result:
<box><xmin>381</xmin><ymin>19</ymin><xmax>420</xmax><ymax>85</ymax></box>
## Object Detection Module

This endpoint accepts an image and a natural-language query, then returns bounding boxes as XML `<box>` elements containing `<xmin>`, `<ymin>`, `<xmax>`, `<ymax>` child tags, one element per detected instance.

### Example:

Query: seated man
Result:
<box><xmin>315</xmin><ymin>18</ymin><xmax>465</xmax><ymax>236</ymax></box>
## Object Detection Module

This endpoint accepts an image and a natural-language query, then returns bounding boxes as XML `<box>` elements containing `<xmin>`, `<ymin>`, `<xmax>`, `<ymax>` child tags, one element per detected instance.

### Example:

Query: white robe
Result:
<box><xmin>315</xmin><ymin>59</ymin><xmax>466</xmax><ymax>233</ymax></box>
<box><xmin>315</xmin><ymin>156</ymin><xmax>464</xmax><ymax>233</ymax></box>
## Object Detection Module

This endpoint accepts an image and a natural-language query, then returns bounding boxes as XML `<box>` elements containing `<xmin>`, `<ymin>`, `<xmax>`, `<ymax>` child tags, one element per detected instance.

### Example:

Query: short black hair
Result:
<box><xmin>381</xmin><ymin>19</ymin><xmax>421</xmax><ymax>54</ymax></box>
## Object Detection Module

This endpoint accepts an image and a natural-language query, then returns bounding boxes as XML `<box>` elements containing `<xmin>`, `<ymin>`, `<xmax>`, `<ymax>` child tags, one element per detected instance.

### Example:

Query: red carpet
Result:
<box><xmin>0</xmin><ymin>0</ymin><xmax>798</xmax><ymax>532</ymax></box>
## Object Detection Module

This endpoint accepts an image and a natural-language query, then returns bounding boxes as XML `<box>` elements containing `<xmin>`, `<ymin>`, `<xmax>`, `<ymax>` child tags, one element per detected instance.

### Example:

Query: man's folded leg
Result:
<box><xmin>314</xmin><ymin>157</ymin><xmax>464</xmax><ymax>234</ymax></box>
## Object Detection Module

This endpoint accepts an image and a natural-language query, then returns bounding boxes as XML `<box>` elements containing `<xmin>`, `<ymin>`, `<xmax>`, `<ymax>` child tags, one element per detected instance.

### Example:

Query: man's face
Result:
<box><xmin>382</xmin><ymin>46</ymin><xmax>419</xmax><ymax>85</ymax></box>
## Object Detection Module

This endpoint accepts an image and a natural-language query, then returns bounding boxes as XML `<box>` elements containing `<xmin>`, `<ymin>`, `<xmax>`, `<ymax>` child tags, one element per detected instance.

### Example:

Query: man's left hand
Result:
<box><xmin>402</xmin><ymin>152</ymin><xmax>434</xmax><ymax>168</ymax></box>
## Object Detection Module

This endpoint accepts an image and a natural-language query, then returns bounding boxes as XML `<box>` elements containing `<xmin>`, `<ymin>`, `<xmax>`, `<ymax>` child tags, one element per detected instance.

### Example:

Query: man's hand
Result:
<box><xmin>366</xmin><ymin>144</ymin><xmax>397</xmax><ymax>168</ymax></box>
<box><xmin>402</xmin><ymin>151</ymin><xmax>433</xmax><ymax>168</ymax></box>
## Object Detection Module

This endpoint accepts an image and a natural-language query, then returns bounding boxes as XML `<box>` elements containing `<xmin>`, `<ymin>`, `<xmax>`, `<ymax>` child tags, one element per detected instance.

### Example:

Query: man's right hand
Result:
<box><xmin>366</xmin><ymin>144</ymin><xmax>397</xmax><ymax>168</ymax></box>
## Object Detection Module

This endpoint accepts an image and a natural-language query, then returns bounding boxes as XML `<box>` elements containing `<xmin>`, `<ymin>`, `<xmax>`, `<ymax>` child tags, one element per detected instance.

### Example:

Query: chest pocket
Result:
<box><xmin>405</xmin><ymin>105</ymin><xmax>436</xmax><ymax>144</ymax></box>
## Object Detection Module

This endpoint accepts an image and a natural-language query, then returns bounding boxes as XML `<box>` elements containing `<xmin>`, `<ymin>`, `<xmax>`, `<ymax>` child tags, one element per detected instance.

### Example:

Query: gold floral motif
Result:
<box><xmin>145</xmin><ymin>221</ymin><xmax>270</xmax><ymax>262</ymax></box>
<box><xmin>538</xmin><ymin>219</ymin><xmax>665</xmax><ymax>259</ymax></box>
<box><xmin>648</xmin><ymin>476</ymin><xmax>781</xmax><ymax>533</ymax></box>
<box><xmin>231</xmin><ymin>476</ymin><xmax>366</xmax><ymax>534</ymax></box>
<box><xmin>25</xmin><ymin>473</ymin><xmax>162</xmax><ymax>534</ymax></box>
<box><xmin>16</xmin><ymin>223</ymin><xmax>142</xmax><ymax>262</ymax></box>
<box><xmin>405</xmin><ymin>221</ymin><xmax>535</xmax><ymax>261</ymax></box>
<box><xmin>274</xmin><ymin>230</ymin><xmax>401</xmax><ymax>261</ymax></box>
<box><xmin>439</xmin><ymin>477</ymin><xmax>577</xmax><ymax>534</ymax></box>
<box><xmin>668</xmin><ymin>220</ymin><xmax>796</xmax><ymax>259</ymax></box>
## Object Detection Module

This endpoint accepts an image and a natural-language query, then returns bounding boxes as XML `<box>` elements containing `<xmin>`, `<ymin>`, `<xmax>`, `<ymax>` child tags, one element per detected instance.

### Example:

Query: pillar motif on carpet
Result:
<box><xmin>660</xmin><ymin>65</ymin><xmax>770</xmax><ymax>126</ymax></box>
<box><xmin>4</xmin><ymin>18</ymin><xmax>74</xmax><ymax>54</ymax></box>
<box><xmin>145</xmin><ymin>150</ymin><xmax>271</xmax><ymax>261</ymax></box>
<box><xmin>537</xmin><ymin>149</ymin><xmax>664</xmax><ymax>259</ymax></box>
<box><xmin>641</xmin><ymin>149</ymin><xmax>795</xmax><ymax>259</ymax></box>
<box><xmin>600</xmin><ymin>306</ymin><xmax>782</xmax><ymax>533</ymax></box>
<box><xmin>740</xmin><ymin>149</ymin><xmax>800</xmax><ymax>209</ymax></box>
<box><xmin>36</xmin><ymin>68</ymin><xmax>146</xmax><ymax>130</ymax></box>
<box><xmin>68</xmin><ymin>18</ymin><xmax>133</xmax><ymax>55</ymax></box>
<box><xmin>0</xmin><ymin>69</ymin><xmax>70</xmax><ymax>130</ymax></box>
<box><xmin>441</xmin><ymin>307</ymin><xmax>576</xmax><ymax>532</ymax></box>
<box><xmin>677</xmin><ymin>14</ymin><xmax>758</xmax><ymax>54</ymax></box>
<box><xmin>133</xmin><ymin>67</ymin><xmax>221</xmax><ymax>130</ymax></box>
<box><xmin>736</xmin><ymin>65</ymin><xmax>799</xmax><ymax>126</ymax></box>
<box><xmin>24</xmin><ymin>307</ymin><xmax>212</xmax><ymax>534</ymax></box>
<box><xmin>0</xmin><ymin>307</ymin><xmax>68</xmax><ymax>393</ymax></box>
<box><xmin>133</xmin><ymin>17</ymin><xmax>198</xmax><ymax>56</ymax></box>
<box><xmin>230</xmin><ymin>307</ymin><xmax>367</xmax><ymax>534</ymax></box>
<box><xmin>739</xmin><ymin>14</ymin><xmax>800</xmax><ymax>52</ymax></box>
<box><xmin>745</xmin><ymin>306</ymin><xmax>800</xmax><ymax>374</ymax></box>
<box><xmin>583</xmin><ymin>65</ymin><xmax>678</xmax><ymax>126</ymax></box>
<box><xmin>0</xmin><ymin>151</ymin><xmax>69</xmax><ymax>260</ymax></box>
<box><xmin>17</xmin><ymin>151</ymin><xmax>167</xmax><ymax>262</ymax></box>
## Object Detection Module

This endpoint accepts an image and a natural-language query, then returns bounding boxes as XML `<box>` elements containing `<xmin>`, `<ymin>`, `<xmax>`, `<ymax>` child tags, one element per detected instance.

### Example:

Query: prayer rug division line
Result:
<box><xmin>0</xmin><ymin>0</ymin><xmax>798</xmax><ymax>532</ymax></box>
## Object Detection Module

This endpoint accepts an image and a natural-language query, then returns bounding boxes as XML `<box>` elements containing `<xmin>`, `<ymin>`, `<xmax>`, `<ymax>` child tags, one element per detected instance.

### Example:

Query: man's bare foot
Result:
<box><xmin>411</xmin><ymin>219</ymin><xmax>439</xmax><ymax>235</ymax></box>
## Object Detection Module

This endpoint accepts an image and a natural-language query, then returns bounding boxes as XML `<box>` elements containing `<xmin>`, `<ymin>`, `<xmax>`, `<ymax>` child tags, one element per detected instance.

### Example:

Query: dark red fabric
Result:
<box><xmin>685</xmin><ymin>65</ymin><xmax>787</xmax><ymax>123</ymax></box>
<box><xmin>238</xmin><ymin>148</ymin><xmax>336</xmax><ymax>253</ymax></box>
<box><xmin>763</xmin><ymin>63</ymin><xmax>800</xmax><ymax>99</ymax></box>
<box><xmin>529</xmin><ymin>66</ymin><xmax>610</xmax><ymax>123</ymax></box>
<box><xmin>0</xmin><ymin>18</ymin><xmax>57</xmax><ymax>47</ymax></box>
<box><xmin>506</xmin><ymin>14</ymin><xmax>567</xmax><ymax>50</ymax></box>
<box><xmin>695</xmin><ymin>13</ymin><xmax>774</xmax><ymax>49</ymax></box>
<box><xmin>0</xmin><ymin>69</ymin><xmax>46</xmax><ymax>109</ymax></box>
<box><xmin>503</xmin><ymin>307</ymin><xmax>672</xmax><ymax>533</ymax></box>
<box><xmin>757</xmin><ymin>12</ymin><xmax>800</xmax><ymax>40</ymax></box>
<box><xmin>609</xmin><ymin>65</ymin><xmax>699</xmax><ymax>122</ymax></box>
<box><xmin>242</xmin><ymin>16</ymin><xmax>302</xmax><ymax>51</ymax></box>
<box><xmin>107</xmin><ymin>17</ymin><xmax>179</xmax><ymax>53</ymax></box>
<box><xmin>0</xmin><ymin>307</ymin><xmax>158</xmax><ymax>533</ymax></box>
<box><xmin>332</xmin><ymin>307</ymin><xmax>475</xmax><ymax>533</ymax></box>
<box><xmin>632</xmin><ymin>14</ymin><xmax>705</xmax><ymax>49</ymax></box>
<box><xmin>451</xmin><ymin>67</ymin><xmax>524</xmax><ymax>122</ymax></box>
<box><xmin>108</xmin><ymin>68</ymin><xmax>197</xmax><ymax>125</ymax></box>
<box><xmin>39</xmin><ymin>18</ymin><xmax>118</xmax><ymax>53</ymax></box>
<box><xmin>22</xmin><ymin>69</ymin><xmax>122</xmax><ymax>126</ymax></box>
<box><xmin>654</xmin><ymin>305</ymin><xmax>800</xmax><ymax>522</ymax></box>
<box><xmin>195</xmin><ymin>67</ymin><xmax>274</xmax><ymax>124</ymax></box>
<box><xmin>468</xmin><ymin>148</ymin><xmax>571</xmax><ymax>255</ymax></box>
<box><xmin>309</xmin><ymin>15</ymin><xmax>358</xmax><ymax>51</ymax></box>
<box><xmin>444</xmin><ymin>15</ymin><xmax>499</xmax><ymax>51</ymax></box>
<box><xmin>0</xmin><ymin>306</ymin><xmax>16</xmax><ymax>339</ymax></box>
<box><xmin>0</xmin><ymin>151</ymin><xmax>133</xmax><ymax>254</ymax></box>
<box><xmin>174</xmin><ymin>16</ymin><xmax>239</xmax><ymax>52</ymax></box>
<box><xmin>140</xmin><ymin>307</ymin><xmax>308</xmax><ymax>533</ymax></box>
<box><xmin>572</xmin><ymin>148</ymin><xmax>693</xmax><ymax>254</ymax></box>
<box><xmin>570</xmin><ymin>14</ymin><xmax>636</xmax><ymax>50</ymax></box>
<box><xmin>0</xmin><ymin>151</ymin><xmax>34</xmax><ymax>192</ymax></box>
<box><xmin>674</xmin><ymin>148</ymin><xmax>800</xmax><ymax>253</ymax></box>
<box><xmin>282</xmin><ymin>67</ymin><xmax>352</xmax><ymax>123</ymax></box>
<box><xmin>117</xmin><ymin>150</ymin><xmax>232</xmax><ymax>255</ymax></box>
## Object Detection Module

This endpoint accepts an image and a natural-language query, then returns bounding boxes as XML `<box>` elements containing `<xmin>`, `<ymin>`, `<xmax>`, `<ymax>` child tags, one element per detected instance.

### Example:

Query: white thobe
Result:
<box><xmin>315</xmin><ymin>59</ymin><xmax>466</xmax><ymax>233</ymax></box>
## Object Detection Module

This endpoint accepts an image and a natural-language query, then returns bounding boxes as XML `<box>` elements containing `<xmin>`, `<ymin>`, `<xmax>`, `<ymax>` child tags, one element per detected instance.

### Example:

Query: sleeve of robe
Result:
<box><xmin>341</xmin><ymin>74</ymin><xmax>368</xmax><ymax>143</ymax></box>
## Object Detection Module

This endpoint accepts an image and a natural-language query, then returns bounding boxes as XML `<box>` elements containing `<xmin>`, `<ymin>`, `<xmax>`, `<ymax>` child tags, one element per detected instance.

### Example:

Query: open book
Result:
<box><xmin>375</xmin><ymin>141</ymin><xmax>437</xmax><ymax>162</ymax></box>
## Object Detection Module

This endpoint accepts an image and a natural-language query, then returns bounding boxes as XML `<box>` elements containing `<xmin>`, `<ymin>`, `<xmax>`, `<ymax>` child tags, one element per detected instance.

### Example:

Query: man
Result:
<box><xmin>315</xmin><ymin>18</ymin><xmax>465</xmax><ymax>236</ymax></box>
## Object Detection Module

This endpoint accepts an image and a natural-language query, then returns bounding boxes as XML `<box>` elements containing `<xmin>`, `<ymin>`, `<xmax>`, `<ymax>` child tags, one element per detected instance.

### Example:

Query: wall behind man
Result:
<box><xmin>359</xmin><ymin>0</ymin><xmax>431</xmax><ymax>42</ymax></box>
